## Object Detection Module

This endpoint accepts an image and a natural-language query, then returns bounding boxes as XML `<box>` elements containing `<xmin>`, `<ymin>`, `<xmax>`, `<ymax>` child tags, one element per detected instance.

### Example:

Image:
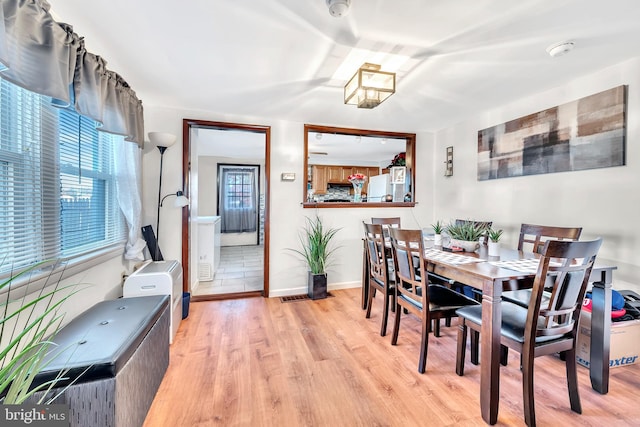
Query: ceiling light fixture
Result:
<box><xmin>326</xmin><ymin>0</ymin><xmax>350</xmax><ymax>18</ymax></box>
<box><xmin>344</xmin><ymin>63</ymin><xmax>396</xmax><ymax>109</ymax></box>
<box><xmin>546</xmin><ymin>41</ymin><xmax>575</xmax><ymax>58</ymax></box>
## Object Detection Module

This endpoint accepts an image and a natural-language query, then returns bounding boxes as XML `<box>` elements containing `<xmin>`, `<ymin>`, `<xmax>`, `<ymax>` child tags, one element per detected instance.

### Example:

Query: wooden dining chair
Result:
<box><xmin>363</xmin><ymin>222</ymin><xmax>395</xmax><ymax>336</ymax></box>
<box><xmin>503</xmin><ymin>224</ymin><xmax>583</xmax><ymax>306</ymax></box>
<box><xmin>371</xmin><ymin>216</ymin><xmax>401</xmax><ymax>279</ymax></box>
<box><xmin>455</xmin><ymin>238</ymin><xmax>602</xmax><ymax>427</ymax></box>
<box><xmin>388</xmin><ymin>228</ymin><xmax>478</xmax><ymax>373</ymax></box>
<box><xmin>518</xmin><ymin>223</ymin><xmax>583</xmax><ymax>254</ymax></box>
<box><xmin>371</xmin><ymin>217</ymin><xmax>401</xmax><ymax>237</ymax></box>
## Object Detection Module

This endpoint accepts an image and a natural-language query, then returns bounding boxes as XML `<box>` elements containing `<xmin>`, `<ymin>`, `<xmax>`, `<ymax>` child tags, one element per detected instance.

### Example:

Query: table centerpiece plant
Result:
<box><xmin>445</xmin><ymin>220</ymin><xmax>487</xmax><ymax>252</ymax></box>
<box><xmin>431</xmin><ymin>220</ymin><xmax>444</xmax><ymax>246</ymax></box>
<box><xmin>287</xmin><ymin>215</ymin><xmax>341</xmax><ymax>300</ymax></box>
<box><xmin>487</xmin><ymin>228</ymin><xmax>503</xmax><ymax>257</ymax></box>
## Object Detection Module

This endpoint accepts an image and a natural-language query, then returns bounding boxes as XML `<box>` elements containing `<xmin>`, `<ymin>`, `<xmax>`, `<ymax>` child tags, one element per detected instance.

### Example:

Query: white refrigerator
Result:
<box><xmin>367</xmin><ymin>173</ymin><xmax>391</xmax><ymax>202</ymax></box>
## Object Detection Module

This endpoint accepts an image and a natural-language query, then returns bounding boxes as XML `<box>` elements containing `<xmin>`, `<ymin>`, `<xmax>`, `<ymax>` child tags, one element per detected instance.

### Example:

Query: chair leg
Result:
<box><xmin>391</xmin><ymin>301</ymin><xmax>402</xmax><ymax>345</ymax></box>
<box><xmin>500</xmin><ymin>345</ymin><xmax>509</xmax><ymax>366</ymax></box>
<box><xmin>433</xmin><ymin>318</ymin><xmax>441</xmax><ymax>337</ymax></box>
<box><xmin>365</xmin><ymin>284</ymin><xmax>375</xmax><ymax>319</ymax></box>
<box><xmin>564</xmin><ymin>348</ymin><xmax>582</xmax><ymax>414</ymax></box>
<box><xmin>445</xmin><ymin>316</ymin><xmax>452</xmax><ymax>327</ymax></box>
<box><xmin>521</xmin><ymin>348</ymin><xmax>536</xmax><ymax>427</ymax></box>
<box><xmin>418</xmin><ymin>312</ymin><xmax>429</xmax><ymax>373</ymax></box>
<box><xmin>470</xmin><ymin>330</ymin><xmax>480</xmax><ymax>365</ymax></box>
<box><xmin>380</xmin><ymin>291</ymin><xmax>390</xmax><ymax>337</ymax></box>
<box><xmin>456</xmin><ymin>320</ymin><xmax>467</xmax><ymax>376</ymax></box>
<box><xmin>390</xmin><ymin>290</ymin><xmax>396</xmax><ymax>313</ymax></box>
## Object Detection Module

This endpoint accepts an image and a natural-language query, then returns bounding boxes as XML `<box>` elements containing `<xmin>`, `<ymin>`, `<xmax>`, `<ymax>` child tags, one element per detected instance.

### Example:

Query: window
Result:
<box><xmin>0</xmin><ymin>77</ymin><xmax>126</xmax><ymax>275</ymax></box>
<box><xmin>224</xmin><ymin>170</ymin><xmax>255</xmax><ymax>210</ymax></box>
<box><xmin>218</xmin><ymin>165</ymin><xmax>259</xmax><ymax>233</ymax></box>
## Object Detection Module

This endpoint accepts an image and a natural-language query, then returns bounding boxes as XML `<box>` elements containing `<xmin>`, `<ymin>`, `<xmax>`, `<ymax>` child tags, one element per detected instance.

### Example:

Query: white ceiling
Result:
<box><xmin>49</xmin><ymin>0</ymin><xmax>640</xmax><ymax>133</ymax></box>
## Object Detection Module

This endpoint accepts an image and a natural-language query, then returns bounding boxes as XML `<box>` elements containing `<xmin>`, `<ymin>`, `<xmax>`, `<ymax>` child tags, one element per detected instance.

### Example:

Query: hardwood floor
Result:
<box><xmin>143</xmin><ymin>288</ymin><xmax>640</xmax><ymax>427</ymax></box>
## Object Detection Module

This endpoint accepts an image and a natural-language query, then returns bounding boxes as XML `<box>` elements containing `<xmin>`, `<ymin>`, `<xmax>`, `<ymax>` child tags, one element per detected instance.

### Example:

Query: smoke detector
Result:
<box><xmin>326</xmin><ymin>0</ymin><xmax>351</xmax><ymax>18</ymax></box>
<box><xmin>546</xmin><ymin>41</ymin><xmax>575</xmax><ymax>58</ymax></box>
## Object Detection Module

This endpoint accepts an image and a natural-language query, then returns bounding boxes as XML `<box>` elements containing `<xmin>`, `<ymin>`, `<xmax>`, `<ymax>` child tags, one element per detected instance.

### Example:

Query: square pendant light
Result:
<box><xmin>344</xmin><ymin>63</ymin><xmax>396</xmax><ymax>109</ymax></box>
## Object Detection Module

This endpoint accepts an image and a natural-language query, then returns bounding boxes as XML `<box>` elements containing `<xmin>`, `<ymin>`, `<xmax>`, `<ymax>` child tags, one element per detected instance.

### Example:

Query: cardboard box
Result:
<box><xmin>576</xmin><ymin>310</ymin><xmax>640</xmax><ymax>368</ymax></box>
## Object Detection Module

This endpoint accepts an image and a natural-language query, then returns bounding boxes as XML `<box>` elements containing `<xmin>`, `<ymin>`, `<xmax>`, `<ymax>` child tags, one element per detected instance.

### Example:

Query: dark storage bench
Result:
<box><xmin>28</xmin><ymin>295</ymin><xmax>170</xmax><ymax>427</ymax></box>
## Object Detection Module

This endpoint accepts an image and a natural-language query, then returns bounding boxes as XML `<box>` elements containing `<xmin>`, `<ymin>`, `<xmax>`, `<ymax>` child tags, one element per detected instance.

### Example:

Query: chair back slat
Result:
<box><xmin>518</xmin><ymin>223</ymin><xmax>582</xmax><ymax>254</ymax></box>
<box><xmin>371</xmin><ymin>217</ymin><xmax>401</xmax><ymax>226</ymax></box>
<box><xmin>389</xmin><ymin>228</ymin><xmax>425</xmax><ymax>307</ymax></box>
<box><xmin>525</xmin><ymin>238</ymin><xmax>602</xmax><ymax>343</ymax></box>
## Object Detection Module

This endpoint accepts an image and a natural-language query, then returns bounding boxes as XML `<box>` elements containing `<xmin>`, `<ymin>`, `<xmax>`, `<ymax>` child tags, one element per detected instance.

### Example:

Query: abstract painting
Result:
<box><xmin>478</xmin><ymin>85</ymin><xmax>627</xmax><ymax>180</ymax></box>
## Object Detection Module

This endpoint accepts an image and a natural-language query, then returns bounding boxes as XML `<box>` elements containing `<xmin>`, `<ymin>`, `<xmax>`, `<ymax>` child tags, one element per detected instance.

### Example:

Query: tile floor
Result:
<box><xmin>193</xmin><ymin>245</ymin><xmax>264</xmax><ymax>296</ymax></box>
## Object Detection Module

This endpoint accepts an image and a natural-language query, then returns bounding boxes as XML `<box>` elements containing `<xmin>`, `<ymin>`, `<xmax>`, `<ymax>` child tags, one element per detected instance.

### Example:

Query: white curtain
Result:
<box><xmin>114</xmin><ymin>137</ymin><xmax>146</xmax><ymax>260</ymax></box>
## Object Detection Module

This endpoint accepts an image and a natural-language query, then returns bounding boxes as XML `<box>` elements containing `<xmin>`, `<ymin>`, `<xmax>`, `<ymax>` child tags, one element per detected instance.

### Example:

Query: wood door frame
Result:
<box><xmin>181</xmin><ymin>119</ymin><xmax>270</xmax><ymax>298</ymax></box>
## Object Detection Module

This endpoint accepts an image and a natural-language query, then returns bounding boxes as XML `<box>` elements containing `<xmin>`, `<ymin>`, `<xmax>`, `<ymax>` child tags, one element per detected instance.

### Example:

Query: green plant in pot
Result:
<box><xmin>288</xmin><ymin>215</ymin><xmax>340</xmax><ymax>300</ymax></box>
<box><xmin>445</xmin><ymin>220</ymin><xmax>487</xmax><ymax>252</ymax></box>
<box><xmin>487</xmin><ymin>228</ymin><xmax>503</xmax><ymax>257</ymax></box>
<box><xmin>431</xmin><ymin>220</ymin><xmax>444</xmax><ymax>246</ymax></box>
<box><xmin>488</xmin><ymin>228</ymin><xmax>503</xmax><ymax>243</ymax></box>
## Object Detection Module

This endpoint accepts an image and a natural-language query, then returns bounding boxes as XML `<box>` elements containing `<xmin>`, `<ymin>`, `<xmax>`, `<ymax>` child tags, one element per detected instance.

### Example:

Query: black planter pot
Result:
<box><xmin>308</xmin><ymin>272</ymin><xmax>328</xmax><ymax>300</ymax></box>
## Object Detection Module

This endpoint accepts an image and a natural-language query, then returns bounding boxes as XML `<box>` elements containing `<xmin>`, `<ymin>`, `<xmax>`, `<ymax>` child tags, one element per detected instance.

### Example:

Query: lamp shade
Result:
<box><xmin>344</xmin><ymin>63</ymin><xmax>395</xmax><ymax>109</ymax></box>
<box><xmin>148</xmin><ymin>132</ymin><xmax>176</xmax><ymax>148</ymax></box>
<box><xmin>174</xmin><ymin>192</ymin><xmax>189</xmax><ymax>207</ymax></box>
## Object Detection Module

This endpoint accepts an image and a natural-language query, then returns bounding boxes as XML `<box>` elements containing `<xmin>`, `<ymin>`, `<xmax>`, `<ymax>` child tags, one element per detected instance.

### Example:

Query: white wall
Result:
<box><xmin>433</xmin><ymin>57</ymin><xmax>640</xmax><ymax>292</ymax></box>
<box><xmin>143</xmin><ymin>106</ymin><xmax>434</xmax><ymax>296</ymax></box>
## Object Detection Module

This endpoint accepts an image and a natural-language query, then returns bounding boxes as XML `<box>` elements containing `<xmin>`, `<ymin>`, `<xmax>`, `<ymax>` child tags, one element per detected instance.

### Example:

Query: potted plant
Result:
<box><xmin>445</xmin><ymin>220</ymin><xmax>487</xmax><ymax>252</ymax></box>
<box><xmin>487</xmin><ymin>228</ymin><xmax>503</xmax><ymax>257</ymax></box>
<box><xmin>288</xmin><ymin>215</ymin><xmax>340</xmax><ymax>300</ymax></box>
<box><xmin>431</xmin><ymin>220</ymin><xmax>444</xmax><ymax>246</ymax></box>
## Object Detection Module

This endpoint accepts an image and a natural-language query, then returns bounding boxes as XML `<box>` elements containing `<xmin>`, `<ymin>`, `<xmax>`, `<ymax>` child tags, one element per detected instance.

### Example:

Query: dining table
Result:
<box><xmin>361</xmin><ymin>242</ymin><xmax>617</xmax><ymax>425</ymax></box>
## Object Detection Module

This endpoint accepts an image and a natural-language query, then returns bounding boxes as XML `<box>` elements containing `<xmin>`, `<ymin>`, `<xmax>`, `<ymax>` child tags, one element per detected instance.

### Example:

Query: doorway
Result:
<box><xmin>181</xmin><ymin>119</ymin><xmax>270</xmax><ymax>300</ymax></box>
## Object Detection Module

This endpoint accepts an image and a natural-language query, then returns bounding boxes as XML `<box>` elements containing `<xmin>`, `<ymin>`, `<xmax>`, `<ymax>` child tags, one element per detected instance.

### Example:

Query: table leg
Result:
<box><xmin>362</xmin><ymin>239</ymin><xmax>369</xmax><ymax>310</ymax></box>
<box><xmin>480</xmin><ymin>279</ymin><xmax>502</xmax><ymax>425</ymax></box>
<box><xmin>589</xmin><ymin>272</ymin><xmax>612</xmax><ymax>394</ymax></box>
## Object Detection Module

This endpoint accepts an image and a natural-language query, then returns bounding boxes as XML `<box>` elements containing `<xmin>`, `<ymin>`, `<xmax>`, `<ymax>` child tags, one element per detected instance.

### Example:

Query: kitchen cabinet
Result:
<box><xmin>311</xmin><ymin>165</ymin><xmax>327</xmax><ymax>195</ymax></box>
<box><xmin>310</xmin><ymin>164</ymin><xmax>381</xmax><ymax>195</ymax></box>
<box><xmin>326</xmin><ymin>166</ymin><xmax>343</xmax><ymax>183</ymax></box>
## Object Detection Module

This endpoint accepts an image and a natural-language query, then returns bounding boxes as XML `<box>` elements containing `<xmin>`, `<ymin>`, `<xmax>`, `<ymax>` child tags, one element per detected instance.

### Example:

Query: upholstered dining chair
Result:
<box><xmin>455</xmin><ymin>238</ymin><xmax>602</xmax><ymax>427</ymax></box>
<box><xmin>388</xmin><ymin>227</ymin><xmax>478</xmax><ymax>373</ymax></box>
<box><xmin>363</xmin><ymin>222</ymin><xmax>395</xmax><ymax>336</ymax></box>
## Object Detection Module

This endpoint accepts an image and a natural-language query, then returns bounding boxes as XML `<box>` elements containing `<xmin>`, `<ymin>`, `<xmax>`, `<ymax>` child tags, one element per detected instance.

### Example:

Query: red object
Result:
<box><xmin>347</xmin><ymin>173</ymin><xmax>366</xmax><ymax>181</ymax></box>
<box><xmin>582</xmin><ymin>298</ymin><xmax>626</xmax><ymax>318</ymax></box>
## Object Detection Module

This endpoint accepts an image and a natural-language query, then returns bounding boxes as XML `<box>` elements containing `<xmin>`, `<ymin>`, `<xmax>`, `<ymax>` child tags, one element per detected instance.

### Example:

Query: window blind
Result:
<box><xmin>0</xmin><ymin>77</ymin><xmax>126</xmax><ymax>274</ymax></box>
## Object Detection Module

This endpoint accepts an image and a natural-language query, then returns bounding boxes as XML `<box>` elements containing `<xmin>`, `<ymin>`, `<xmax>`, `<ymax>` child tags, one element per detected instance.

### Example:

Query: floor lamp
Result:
<box><xmin>149</xmin><ymin>132</ymin><xmax>178</xmax><ymax>261</ymax></box>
